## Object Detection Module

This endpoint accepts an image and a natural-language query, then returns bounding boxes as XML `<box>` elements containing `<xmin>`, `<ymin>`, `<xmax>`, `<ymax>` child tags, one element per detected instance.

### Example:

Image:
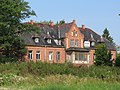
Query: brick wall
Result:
<box><xmin>25</xmin><ymin>46</ymin><xmax>66</xmax><ymax>63</ymax></box>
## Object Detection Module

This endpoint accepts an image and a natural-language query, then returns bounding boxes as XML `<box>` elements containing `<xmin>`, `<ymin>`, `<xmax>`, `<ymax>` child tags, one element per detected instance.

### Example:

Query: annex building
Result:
<box><xmin>21</xmin><ymin>20</ymin><xmax>116</xmax><ymax>65</ymax></box>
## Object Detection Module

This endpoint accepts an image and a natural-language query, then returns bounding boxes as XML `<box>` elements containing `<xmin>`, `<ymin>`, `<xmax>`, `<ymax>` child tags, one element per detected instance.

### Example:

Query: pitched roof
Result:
<box><xmin>21</xmin><ymin>21</ymin><xmax>116</xmax><ymax>50</ymax></box>
<box><xmin>80</xmin><ymin>28</ymin><xmax>116</xmax><ymax>50</ymax></box>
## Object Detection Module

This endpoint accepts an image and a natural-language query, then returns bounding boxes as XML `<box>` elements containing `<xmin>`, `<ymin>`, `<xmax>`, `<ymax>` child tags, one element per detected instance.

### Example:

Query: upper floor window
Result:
<box><xmin>75</xmin><ymin>39</ymin><xmax>78</xmax><ymax>47</ymax></box>
<box><xmin>71</xmin><ymin>30</ymin><xmax>78</xmax><ymax>37</ymax></box>
<box><xmin>75</xmin><ymin>31</ymin><xmax>78</xmax><ymax>36</ymax></box>
<box><xmin>71</xmin><ymin>32</ymin><xmax>74</xmax><ymax>36</ymax></box>
<box><xmin>56</xmin><ymin>52</ymin><xmax>60</xmax><ymax>61</ymax></box>
<box><xmin>36</xmin><ymin>51</ymin><xmax>40</xmax><ymax>60</ymax></box>
<box><xmin>70</xmin><ymin>39</ymin><xmax>74</xmax><ymax>47</ymax></box>
<box><xmin>49</xmin><ymin>51</ymin><xmax>53</xmax><ymax>61</ymax></box>
<box><xmin>28</xmin><ymin>50</ymin><xmax>32</xmax><ymax>60</ymax></box>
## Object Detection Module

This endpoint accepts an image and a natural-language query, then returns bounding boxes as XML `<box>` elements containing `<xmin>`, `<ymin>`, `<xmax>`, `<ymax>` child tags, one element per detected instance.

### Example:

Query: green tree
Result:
<box><xmin>102</xmin><ymin>28</ymin><xmax>113</xmax><ymax>44</ymax></box>
<box><xmin>115</xmin><ymin>54</ymin><xmax>120</xmax><ymax>66</ymax></box>
<box><xmin>56</xmin><ymin>20</ymin><xmax>65</xmax><ymax>25</ymax></box>
<box><xmin>94</xmin><ymin>43</ymin><xmax>112</xmax><ymax>66</ymax></box>
<box><xmin>0</xmin><ymin>0</ymin><xmax>36</xmax><ymax>63</ymax></box>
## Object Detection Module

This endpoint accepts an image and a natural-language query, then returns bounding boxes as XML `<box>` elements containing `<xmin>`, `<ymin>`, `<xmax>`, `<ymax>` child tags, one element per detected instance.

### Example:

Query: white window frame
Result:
<box><xmin>35</xmin><ymin>38</ymin><xmax>39</xmax><ymax>43</ymax></box>
<box><xmin>28</xmin><ymin>50</ymin><xmax>33</xmax><ymax>60</ymax></box>
<box><xmin>49</xmin><ymin>51</ymin><xmax>53</xmax><ymax>61</ymax></box>
<box><xmin>70</xmin><ymin>39</ymin><xmax>74</xmax><ymax>47</ymax></box>
<box><xmin>47</xmin><ymin>39</ymin><xmax>51</xmax><ymax>43</ymax></box>
<box><xmin>75</xmin><ymin>39</ymin><xmax>79</xmax><ymax>47</ymax></box>
<box><xmin>36</xmin><ymin>51</ymin><xmax>40</xmax><ymax>60</ymax></box>
<box><xmin>56</xmin><ymin>52</ymin><xmax>60</xmax><ymax>61</ymax></box>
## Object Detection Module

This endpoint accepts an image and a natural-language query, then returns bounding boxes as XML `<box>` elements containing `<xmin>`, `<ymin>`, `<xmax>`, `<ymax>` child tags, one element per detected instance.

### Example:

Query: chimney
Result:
<box><xmin>30</xmin><ymin>20</ymin><xmax>35</xmax><ymax>25</ymax></box>
<box><xmin>82</xmin><ymin>25</ymin><xmax>85</xmax><ymax>29</ymax></box>
<box><xmin>73</xmin><ymin>19</ymin><xmax>76</xmax><ymax>24</ymax></box>
<box><xmin>50</xmin><ymin>21</ymin><xmax>54</xmax><ymax>27</ymax></box>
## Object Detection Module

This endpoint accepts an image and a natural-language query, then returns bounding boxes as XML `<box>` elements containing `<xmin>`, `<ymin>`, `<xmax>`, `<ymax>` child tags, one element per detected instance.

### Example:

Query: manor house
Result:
<box><xmin>21</xmin><ymin>20</ymin><xmax>116</xmax><ymax>65</ymax></box>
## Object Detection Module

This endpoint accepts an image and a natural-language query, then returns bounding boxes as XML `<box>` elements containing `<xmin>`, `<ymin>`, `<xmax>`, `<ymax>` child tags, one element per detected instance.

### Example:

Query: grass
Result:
<box><xmin>0</xmin><ymin>62</ymin><xmax>120</xmax><ymax>90</ymax></box>
<box><xmin>1</xmin><ymin>76</ymin><xmax>120</xmax><ymax>90</ymax></box>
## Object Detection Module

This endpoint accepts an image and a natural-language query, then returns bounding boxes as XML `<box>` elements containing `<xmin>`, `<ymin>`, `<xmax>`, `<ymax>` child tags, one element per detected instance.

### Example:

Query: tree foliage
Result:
<box><xmin>102</xmin><ymin>28</ymin><xmax>113</xmax><ymax>44</ymax></box>
<box><xmin>94</xmin><ymin>43</ymin><xmax>112</xmax><ymax>66</ymax></box>
<box><xmin>0</xmin><ymin>0</ymin><xmax>36</xmax><ymax>63</ymax></box>
<box><xmin>115</xmin><ymin>54</ymin><xmax>120</xmax><ymax>66</ymax></box>
<box><xmin>56</xmin><ymin>20</ymin><xmax>65</xmax><ymax>25</ymax></box>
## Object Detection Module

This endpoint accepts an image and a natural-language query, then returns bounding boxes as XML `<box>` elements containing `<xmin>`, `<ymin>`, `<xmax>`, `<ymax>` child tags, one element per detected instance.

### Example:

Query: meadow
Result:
<box><xmin>0</xmin><ymin>62</ymin><xmax>120</xmax><ymax>90</ymax></box>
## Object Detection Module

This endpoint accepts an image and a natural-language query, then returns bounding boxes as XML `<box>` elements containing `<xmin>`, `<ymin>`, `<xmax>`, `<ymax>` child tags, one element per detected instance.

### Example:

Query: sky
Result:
<box><xmin>25</xmin><ymin>0</ymin><xmax>120</xmax><ymax>45</ymax></box>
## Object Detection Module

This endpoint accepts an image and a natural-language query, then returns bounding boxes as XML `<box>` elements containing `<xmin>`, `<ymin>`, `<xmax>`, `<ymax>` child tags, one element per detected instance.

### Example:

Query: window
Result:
<box><xmin>35</xmin><ymin>38</ymin><xmax>39</xmax><ymax>43</ymax></box>
<box><xmin>49</xmin><ymin>51</ymin><xmax>53</xmax><ymax>60</ymax></box>
<box><xmin>75</xmin><ymin>31</ymin><xmax>78</xmax><ymax>36</ymax></box>
<box><xmin>28</xmin><ymin>50</ymin><xmax>32</xmax><ymax>60</ymax></box>
<box><xmin>75</xmin><ymin>52</ymin><xmax>88</xmax><ymax>61</ymax></box>
<box><xmin>70</xmin><ymin>39</ymin><xmax>74</xmax><ymax>47</ymax></box>
<box><xmin>71</xmin><ymin>32</ymin><xmax>74</xmax><ymax>36</ymax></box>
<box><xmin>75</xmin><ymin>52</ymin><xmax>79</xmax><ymax>60</ymax></box>
<box><xmin>79</xmin><ymin>54</ymin><xmax>84</xmax><ymax>60</ymax></box>
<box><xmin>75</xmin><ymin>39</ymin><xmax>78</xmax><ymax>47</ymax></box>
<box><xmin>36</xmin><ymin>51</ymin><xmax>40</xmax><ymax>60</ymax></box>
<box><xmin>47</xmin><ymin>39</ymin><xmax>51</xmax><ymax>43</ymax></box>
<box><xmin>56</xmin><ymin>52</ymin><xmax>60</xmax><ymax>61</ymax></box>
<box><xmin>79</xmin><ymin>54</ymin><xmax>88</xmax><ymax>61</ymax></box>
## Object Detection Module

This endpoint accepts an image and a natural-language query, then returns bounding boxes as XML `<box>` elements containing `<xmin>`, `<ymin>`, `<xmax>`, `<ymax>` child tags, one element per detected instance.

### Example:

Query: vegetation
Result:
<box><xmin>56</xmin><ymin>19</ymin><xmax>65</xmax><ymax>25</ymax></box>
<box><xmin>0</xmin><ymin>62</ymin><xmax>120</xmax><ymax>89</ymax></box>
<box><xmin>102</xmin><ymin>28</ymin><xmax>114</xmax><ymax>44</ymax></box>
<box><xmin>94</xmin><ymin>43</ymin><xmax>112</xmax><ymax>66</ymax></box>
<box><xmin>0</xmin><ymin>0</ymin><xmax>36</xmax><ymax>63</ymax></box>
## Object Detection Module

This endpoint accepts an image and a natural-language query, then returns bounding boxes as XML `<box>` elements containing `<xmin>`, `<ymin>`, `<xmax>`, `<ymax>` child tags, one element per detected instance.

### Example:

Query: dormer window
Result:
<box><xmin>84</xmin><ymin>41</ymin><xmax>90</xmax><ymax>48</ymax></box>
<box><xmin>35</xmin><ymin>38</ymin><xmax>39</xmax><ymax>43</ymax></box>
<box><xmin>47</xmin><ymin>39</ymin><xmax>51</xmax><ymax>43</ymax></box>
<box><xmin>91</xmin><ymin>42</ymin><xmax>95</xmax><ymax>46</ymax></box>
<box><xmin>47</xmin><ymin>31</ymin><xmax>50</xmax><ymax>35</ymax></box>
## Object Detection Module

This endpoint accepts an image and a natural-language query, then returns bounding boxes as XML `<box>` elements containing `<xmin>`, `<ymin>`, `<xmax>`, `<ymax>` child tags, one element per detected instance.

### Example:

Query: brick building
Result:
<box><xmin>21</xmin><ymin>20</ymin><xmax>116</xmax><ymax>65</ymax></box>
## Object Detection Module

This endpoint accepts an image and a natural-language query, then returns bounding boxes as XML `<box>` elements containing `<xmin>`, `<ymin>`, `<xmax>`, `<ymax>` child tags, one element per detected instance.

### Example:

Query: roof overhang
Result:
<box><xmin>66</xmin><ymin>47</ymin><xmax>89</xmax><ymax>52</ymax></box>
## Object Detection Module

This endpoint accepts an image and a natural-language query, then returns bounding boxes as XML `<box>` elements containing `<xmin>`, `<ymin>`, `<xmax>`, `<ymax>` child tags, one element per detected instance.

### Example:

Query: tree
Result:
<box><xmin>102</xmin><ymin>28</ymin><xmax>113</xmax><ymax>44</ymax></box>
<box><xmin>94</xmin><ymin>43</ymin><xmax>112</xmax><ymax>66</ymax></box>
<box><xmin>115</xmin><ymin>54</ymin><xmax>120</xmax><ymax>66</ymax></box>
<box><xmin>0</xmin><ymin>0</ymin><xmax>36</xmax><ymax>63</ymax></box>
<box><xmin>56</xmin><ymin>20</ymin><xmax>65</xmax><ymax>25</ymax></box>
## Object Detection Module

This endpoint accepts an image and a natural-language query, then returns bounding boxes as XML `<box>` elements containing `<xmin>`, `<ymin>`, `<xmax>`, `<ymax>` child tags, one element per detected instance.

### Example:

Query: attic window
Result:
<box><xmin>47</xmin><ymin>32</ymin><xmax>50</xmax><ymax>35</ymax></box>
<box><xmin>75</xmin><ymin>31</ymin><xmax>78</xmax><ymax>36</ymax></box>
<box><xmin>35</xmin><ymin>38</ymin><xmax>39</xmax><ymax>43</ymax></box>
<box><xmin>91</xmin><ymin>42</ymin><xmax>95</xmax><ymax>46</ymax></box>
<box><xmin>47</xmin><ymin>39</ymin><xmax>51</xmax><ymax>43</ymax></box>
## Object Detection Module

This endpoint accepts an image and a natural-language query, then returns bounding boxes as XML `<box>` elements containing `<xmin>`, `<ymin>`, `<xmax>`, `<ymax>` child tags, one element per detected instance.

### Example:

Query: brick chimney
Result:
<box><xmin>30</xmin><ymin>20</ymin><xmax>35</xmax><ymax>25</ymax></box>
<box><xmin>82</xmin><ymin>25</ymin><xmax>85</xmax><ymax>29</ymax></box>
<box><xmin>50</xmin><ymin>21</ymin><xmax>54</xmax><ymax>27</ymax></box>
<box><xmin>73</xmin><ymin>20</ymin><xmax>76</xmax><ymax>24</ymax></box>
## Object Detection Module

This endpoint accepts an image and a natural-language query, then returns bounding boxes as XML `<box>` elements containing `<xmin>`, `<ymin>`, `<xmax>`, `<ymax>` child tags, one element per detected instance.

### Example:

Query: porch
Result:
<box><xmin>66</xmin><ymin>47</ymin><xmax>90</xmax><ymax>64</ymax></box>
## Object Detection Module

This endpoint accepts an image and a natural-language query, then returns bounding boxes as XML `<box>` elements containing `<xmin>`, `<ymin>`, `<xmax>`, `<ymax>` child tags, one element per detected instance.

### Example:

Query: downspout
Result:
<box><xmin>44</xmin><ymin>45</ymin><xmax>46</xmax><ymax>62</ymax></box>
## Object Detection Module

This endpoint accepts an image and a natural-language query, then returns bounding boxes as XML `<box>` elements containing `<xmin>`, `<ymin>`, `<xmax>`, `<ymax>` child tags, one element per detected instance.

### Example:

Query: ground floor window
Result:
<box><xmin>75</xmin><ymin>52</ymin><xmax>88</xmax><ymax>61</ymax></box>
<box><xmin>36</xmin><ymin>51</ymin><xmax>40</xmax><ymax>60</ymax></box>
<box><xmin>28</xmin><ymin>50</ymin><xmax>33</xmax><ymax>60</ymax></box>
<box><xmin>49</xmin><ymin>51</ymin><xmax>53</xmax><ymax>61</ymax></box>
<box><xmin>56</xmin><ymin>52</ymin><xmax>60</xmax><ymax>62</ymax></box>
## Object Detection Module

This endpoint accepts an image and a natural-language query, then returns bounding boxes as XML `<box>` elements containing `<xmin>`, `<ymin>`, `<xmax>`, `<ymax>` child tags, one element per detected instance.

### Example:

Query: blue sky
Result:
<box><xmin>25</xmin><ymin>0</ymin><xmax>120</xmax><ymax>45</ymax></box>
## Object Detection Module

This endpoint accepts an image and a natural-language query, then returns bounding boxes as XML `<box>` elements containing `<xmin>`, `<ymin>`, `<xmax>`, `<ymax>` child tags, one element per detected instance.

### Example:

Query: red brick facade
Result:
<box><xmin>24</xmin><ymin>20</ymin><xmax>116</xmax><ymax>65</ymax></box>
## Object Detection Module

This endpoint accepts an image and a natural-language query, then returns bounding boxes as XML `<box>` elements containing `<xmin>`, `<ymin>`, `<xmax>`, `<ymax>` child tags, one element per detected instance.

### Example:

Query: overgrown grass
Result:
<box><xmin>0</xmin><ymin>62</ymin><xmax>120</xmax><ymax>89</ymax></box>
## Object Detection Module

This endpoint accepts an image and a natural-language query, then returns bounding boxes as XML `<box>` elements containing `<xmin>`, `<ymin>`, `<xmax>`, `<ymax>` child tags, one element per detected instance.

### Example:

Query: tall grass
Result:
<box><xmin>0</xmin><ymin>62</ymin><xmax>120</xmax><ymax>89</ymax></box>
